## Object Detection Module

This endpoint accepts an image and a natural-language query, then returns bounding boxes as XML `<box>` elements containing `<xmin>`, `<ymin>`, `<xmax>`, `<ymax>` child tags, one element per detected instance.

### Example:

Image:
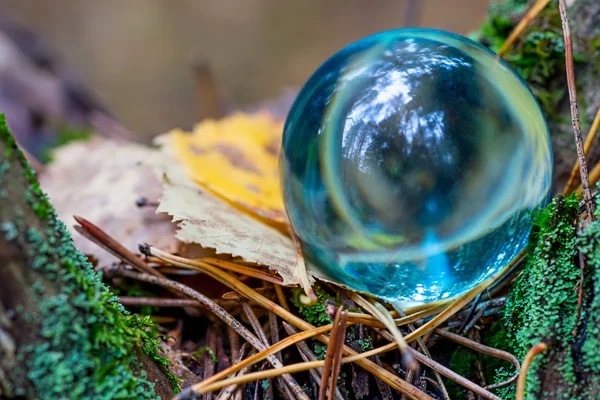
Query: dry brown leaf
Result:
<box><xmin>39</xmin><ymin>137</ymin><xmax>181</xmax><ymax>267</ymax></box>
<box><xmin>145</xmin><ymin>146</ymin><xmax>309</xmax><ymax>286</ymax></box>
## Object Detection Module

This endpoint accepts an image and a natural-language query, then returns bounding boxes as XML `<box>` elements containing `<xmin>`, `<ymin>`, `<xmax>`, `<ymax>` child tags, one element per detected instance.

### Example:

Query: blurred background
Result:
<box><xmin>0</xmin><ymin>0</ymin><xmax>490</xmax><ymax>145</ymax></box>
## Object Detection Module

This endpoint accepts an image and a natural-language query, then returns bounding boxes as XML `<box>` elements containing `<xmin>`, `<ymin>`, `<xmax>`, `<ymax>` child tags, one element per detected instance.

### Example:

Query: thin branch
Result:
<box><xmin>74</xmin><ymin>216</ymin><xmax>162</xmax><ymax>278</ymax></box>
<box><xmin>565</xmin><ymin>107</ymin><xmax>600</xmax><ymax>194</ymax></box>
<box><xmin>516</xmin><ymin>343</ymin><xmax>548</xmax><ymax>400</ymax></box>
<box><xmin>558</xmin><ymin>0</ymin><xmax>595</xmax><ymax>222</ymax></box>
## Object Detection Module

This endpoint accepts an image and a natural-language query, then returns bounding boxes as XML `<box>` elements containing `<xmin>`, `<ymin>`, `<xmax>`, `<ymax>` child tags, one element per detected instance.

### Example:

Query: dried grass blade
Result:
<box><xmin>148</xmin><ymin>247</ymin><xmax>434</xmax><ymax>400</ymax></box>
<box><xmin>202</xmin><ymin>258</ymin><xmax>284</xmax><ymax>285</ymax></box>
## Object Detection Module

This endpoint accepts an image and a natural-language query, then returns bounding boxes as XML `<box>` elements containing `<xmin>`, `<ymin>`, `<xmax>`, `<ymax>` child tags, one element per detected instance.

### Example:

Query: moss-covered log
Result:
<box><xmin>0</xmin><ymin>115</ymin><xmax>176</xmax><ymax>399</ymax></box>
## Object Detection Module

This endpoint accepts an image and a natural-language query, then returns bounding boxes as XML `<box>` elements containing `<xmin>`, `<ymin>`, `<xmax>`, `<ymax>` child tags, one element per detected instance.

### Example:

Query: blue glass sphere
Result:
<box><xmin>280</xmin><ymin>28</ymin><xmax>552</xmax><ymax>305</ymax></box>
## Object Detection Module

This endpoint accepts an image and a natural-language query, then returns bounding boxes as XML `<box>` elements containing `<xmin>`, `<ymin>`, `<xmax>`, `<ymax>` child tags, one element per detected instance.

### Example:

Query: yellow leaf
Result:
<box><xmin>166</xmin><ymin>112</ymin><xmax>286</xmax><ymax>226</ymax></box>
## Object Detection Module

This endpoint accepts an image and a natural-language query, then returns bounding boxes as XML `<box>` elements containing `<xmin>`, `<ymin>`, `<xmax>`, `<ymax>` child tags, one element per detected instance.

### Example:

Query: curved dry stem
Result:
<box><xmin>516</xmin><ymin>343</ymin><xmax>548</xmax><ymax>400</ymax></box>
<box><xmin>497</xmin><ymin>0</ymin><xmax>551</xmax><ymax>57</ymax></box>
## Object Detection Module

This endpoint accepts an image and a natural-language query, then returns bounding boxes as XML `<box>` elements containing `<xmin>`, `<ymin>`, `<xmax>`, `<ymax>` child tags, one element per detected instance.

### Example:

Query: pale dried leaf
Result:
<box><xmin>145</xmin><ymin>148</ymin><xmax>307</xmax><ymax>285</ymax></box>
<box><xmin>39</xmin><ymin>138</ymin><xmax>180</xmax><ymax>266</ymax></box>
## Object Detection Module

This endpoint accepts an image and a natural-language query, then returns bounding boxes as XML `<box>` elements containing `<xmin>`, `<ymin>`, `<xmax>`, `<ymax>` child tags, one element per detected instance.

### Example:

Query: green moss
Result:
<box><xmin>313</xmin><ymin>343</ymin><xmax>328</xmax><ymax>360</ymax></box>
<box><xmin>290</xmin><ymin>284</ymin><xmax>339</xmax><ymax>327</ymax></box>
<box><xmin>574</xmin><ymin>192</ymin><xmax>600</xmax><ymax>398</ymax></box>
<box><xmin>503</xmin><ymin>195</ymin><xmax>580</xmax><ymax>398</ymax></box>
<box><xmin>0</xmin><ymin>113</ymin><xmax>180</xmax><ymax>399</ymax></box>
<box><xmin>193</xmin><ymin>346</ymin><xmax>217</xmax><ymax>364</ymax></box>
<box><xmin>0</xmin><ymin>117</ymin><xmax>52</xmax><ymax>220</ymax></box>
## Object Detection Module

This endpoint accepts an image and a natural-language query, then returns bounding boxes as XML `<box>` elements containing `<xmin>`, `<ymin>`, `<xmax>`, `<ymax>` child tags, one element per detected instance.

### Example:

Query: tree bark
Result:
<box><xmin>0</xmin><ymin>116</ymin><xmax>174</xmax><ymax>399</ymax></box>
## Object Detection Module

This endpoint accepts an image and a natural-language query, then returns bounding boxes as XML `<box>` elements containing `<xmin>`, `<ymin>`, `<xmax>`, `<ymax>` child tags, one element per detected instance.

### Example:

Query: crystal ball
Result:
<box><xmin>280</xmin><ymin>28</ymin><xmax>552</xmax><ymax>306</ymax></box>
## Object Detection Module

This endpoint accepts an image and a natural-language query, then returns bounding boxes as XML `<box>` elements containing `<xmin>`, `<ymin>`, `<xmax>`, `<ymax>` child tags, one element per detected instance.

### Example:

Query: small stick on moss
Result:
<box><xmin>516</xmin><ymin>343</ymin><xmax>548</xmax><ymax>400</ymax></box>
<box><xmin>573</xmin><ymin>249</ymin><xmax>587</xmax><ymax>337</ymax></box>
<box><xmin>119</xmin><ymin>297</ymin><xmax>237</xmax><ymax>309</ymax></box>
<box><xmin>75</xmin><ymin>216</ymin><xmax>162</xmax><ymax>278</ymax></box>
<box><xmin>497</xmin><ymin>0</ymin><xmax>551</xmax><ymax>57</ymax></box>
<box><xmin>565</xmin><ymin>107</ymin><xmax>600</xmax><ymax>194</ymax></box>
<box><xmin>558</xmin><ymin>0</ymin><xmax>595</xmax><ymax>223</ymax></box>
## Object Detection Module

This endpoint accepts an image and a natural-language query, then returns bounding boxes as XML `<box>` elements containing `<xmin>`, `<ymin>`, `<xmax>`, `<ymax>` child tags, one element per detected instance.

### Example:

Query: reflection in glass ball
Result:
<box><xmin>280</xmin><ymin>28</ymin><xmax>552</xmax><ymax>306</ymax></box>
